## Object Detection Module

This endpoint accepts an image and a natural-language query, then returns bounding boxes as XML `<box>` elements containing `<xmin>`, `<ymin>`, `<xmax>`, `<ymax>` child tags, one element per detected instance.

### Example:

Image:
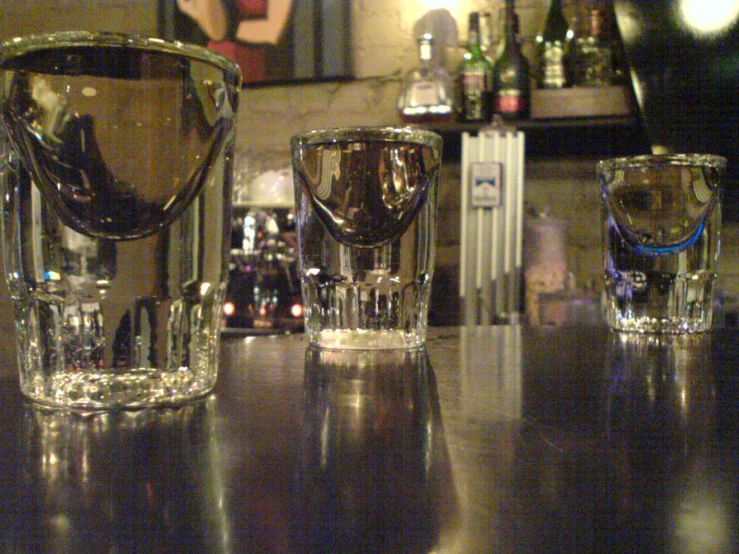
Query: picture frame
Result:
<box><xmin>160</xmin><ymin>0</ymin><xmax>352</xmax><ymax>86</ymax></box>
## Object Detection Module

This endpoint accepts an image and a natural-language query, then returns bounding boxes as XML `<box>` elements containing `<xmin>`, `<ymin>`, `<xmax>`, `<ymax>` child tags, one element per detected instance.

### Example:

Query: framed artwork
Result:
<box><xmin>160</xmin><ymin>0</ymin><xmax>352</xmax><ymax>86</ymax></box>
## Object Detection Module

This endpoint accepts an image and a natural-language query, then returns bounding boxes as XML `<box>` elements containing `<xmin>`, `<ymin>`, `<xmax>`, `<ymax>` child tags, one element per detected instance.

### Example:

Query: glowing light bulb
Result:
<box><xmin>679</xmin><ymin>0</ymin><xmax>739</xmax><ymax>35</ymax></box>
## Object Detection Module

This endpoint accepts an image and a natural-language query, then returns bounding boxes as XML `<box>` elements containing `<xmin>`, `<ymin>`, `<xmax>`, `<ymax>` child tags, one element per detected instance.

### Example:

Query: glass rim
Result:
<box><xmin>0</xmin><ymin>30</ymin><xmax>241</xmax><ymax>79</ymax></box>
<box><xmin>290</xmin><ymin>126</ymin><xmax>443</xmax><ymax>151</ymax></box>
<box><xmin>597</xmin><ymin>153</ymin><xmax>727</xmax><ymax>172</ymax></box>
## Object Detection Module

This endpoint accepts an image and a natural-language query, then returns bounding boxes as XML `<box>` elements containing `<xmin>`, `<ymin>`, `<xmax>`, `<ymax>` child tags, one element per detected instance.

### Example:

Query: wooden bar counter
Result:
<box><xmin>0</xmin><ymin>325</ymin><xmax>737</xmax><ymax>552</ymax></box>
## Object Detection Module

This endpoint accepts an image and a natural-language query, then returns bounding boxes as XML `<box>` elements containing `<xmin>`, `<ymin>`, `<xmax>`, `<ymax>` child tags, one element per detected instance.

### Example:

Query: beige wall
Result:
<box><xmin>0</xmin><ymin>0</ymin><xmax>158</xmax><ymax>40</ymax></box>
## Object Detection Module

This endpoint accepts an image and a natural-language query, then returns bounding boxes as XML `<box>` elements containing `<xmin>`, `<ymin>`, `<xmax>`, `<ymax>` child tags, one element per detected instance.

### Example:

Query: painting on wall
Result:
<box><xmin>161</xmin><ymin>0</ymin><xmax>352</xmax><ymax>86</ymax></box>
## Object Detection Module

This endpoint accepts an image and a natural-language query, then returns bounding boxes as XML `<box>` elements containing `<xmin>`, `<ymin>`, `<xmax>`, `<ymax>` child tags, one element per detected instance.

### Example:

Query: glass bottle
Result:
<box><xmin>602</xmin><ymin>4</ymin><xmax>629</xmax><ymax>85</ymax></box>
<box><xmin>536</xmin><ymin>0</ymin><xmax>568</xmax><ymax>89</ymax></box>
<box><xmin>479</xmin><ymin>11</ymin><xmax>494</xmax><ymax>56</ymax></box>
<box><xmin>457</xmin><ymin>12</ymin><xmax>494</xmax><ymax>122</ymax></box>
<box><xmin>564</xmin><ymin>15</ymin><xmax>583</xmax><ymax>87</ymax></box>
<box><xmin>398</xmin><ymin>34</ymin><xmax>455</xmax><ymax>124</ymax></box>
<box><xmin>580</xmin><ymin>9</ymin><xmax>613</xmax><ymax>87</ymax></box>
<box><xmin>493</xmin><ymin>0</ymin><xmax>530</xmax><ymax>121</ymax></box>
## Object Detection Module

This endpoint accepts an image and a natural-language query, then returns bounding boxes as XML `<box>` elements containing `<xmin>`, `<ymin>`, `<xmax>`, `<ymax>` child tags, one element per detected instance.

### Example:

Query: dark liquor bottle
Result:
<box><xmin>457</xmin><ymin>12</ymin><xmax>493</xmax><ymax>122</ymax></box>
<box><xmin>398</xmin><ymin>34</ymin><xmax>454</xmax><ymax>124</ymax></box>
<box><xmin>537</xmin><ymin>0</ymin><xmax>568</xmax><ymax>88</ymax></box>
<box><xmin>493</xmin><ymin>0</ymin><xmax>530</xmax><ymax>121</ymax></box>
<box><xmin>564</xmin><ymin>15</ymin><xmax>583</xmax><ymax>86</ymax></box>
<box><xmin>602</xmin><ymin>4</ymin><xmax>629</xmax><ymax>84</ymax></box>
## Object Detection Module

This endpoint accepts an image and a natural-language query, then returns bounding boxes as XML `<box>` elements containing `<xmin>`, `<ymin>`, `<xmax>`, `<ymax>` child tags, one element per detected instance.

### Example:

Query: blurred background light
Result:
<box><xmin>679</xmin><ymin>0</ymin><xmax>739</xmax><ymax>35</ymax></box>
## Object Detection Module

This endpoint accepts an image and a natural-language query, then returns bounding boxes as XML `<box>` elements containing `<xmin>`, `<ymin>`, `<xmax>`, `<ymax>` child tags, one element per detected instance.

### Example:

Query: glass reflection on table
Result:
<box><xmin>605</xmin><ymin>332</ymin><xmax>737</xmax><ymax>553</ymax></box>
<box><xmin>293</xmin><ymin>346</ymin><xmax>457</xmax><ymax>553</ymax></box>
<box><xmin>15</xmin><ymin>398</ymin><xmax>230</xmax><ymax>552</ymax></box>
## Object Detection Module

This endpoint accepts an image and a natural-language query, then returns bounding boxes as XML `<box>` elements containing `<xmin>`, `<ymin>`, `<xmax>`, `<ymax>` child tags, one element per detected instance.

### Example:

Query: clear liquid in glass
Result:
<box><xmin>292</xmin><ymin>132</ymin><xmax>441</xmax><ymax>349</ymax></box>
<box><xmin>600</xmin><ymin>159</ymin><xmax>723</xmax><ymax>333</ymax></box>
<box><xmin>1</xmin><ymin>44</ymin><xmax>233</xmax><ymax>239</ymax></box>
<box><xmin>0</xmin><ymin>35</ymin><xmax>239</xmax><ymax>407</ymax></box>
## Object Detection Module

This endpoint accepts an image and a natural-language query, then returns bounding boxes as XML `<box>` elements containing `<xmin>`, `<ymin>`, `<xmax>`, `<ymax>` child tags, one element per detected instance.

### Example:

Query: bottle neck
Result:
<box><xmin>468</xmin><ymin>14</ymin><xmax>483</xmax><ymax>55</ymax></box>
<box><xmin>506</xmin><ymin>12</ymin><xmax>517</xmax><ymax>40</ymax></box>
<box><xmin>567</xmin><ymin>17</ymin><xmax>579</xmax><ymax>42</ymax></box>
<box><xmin>419</xmin><ymin>41</ymin><xmax>433</xmax><ymax>63</ymax></box>
<box><xmin>548</xmin><ymin>0</ymin><xmax>563</xmax><ymax>13</ymax></box>
<box><xmin>590</xmin><ymin>10</ymin><xmax>602</xmax><ymax>38</ymax></box>
<box><xmin>541</xmin><ymin>0</ymin><xmax>567</xmax><ymax>44</ymax></box>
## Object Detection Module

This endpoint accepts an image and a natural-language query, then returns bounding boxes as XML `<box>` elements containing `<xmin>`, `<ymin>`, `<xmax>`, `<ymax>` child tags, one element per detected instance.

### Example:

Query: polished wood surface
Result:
<box><xmin>0</xmin><ymin>325</ymin><xmax>737</xmax><ymax>552</ymax></box>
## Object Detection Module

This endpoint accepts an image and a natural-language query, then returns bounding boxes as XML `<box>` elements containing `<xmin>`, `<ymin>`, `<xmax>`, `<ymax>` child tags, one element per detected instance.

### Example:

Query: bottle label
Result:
<box><xmin>462</xmin><ymin>70</ymin><xmax>489</xmax><ymax>120</ymax></box>
<box><xmin>542</xmin><ymin>42</ymin><xmax>566</xmax><ymax>88</ymax></box>
<box><xmin>409</xmin><ymin>81</ymin><xmax>440</xmax><ymax>107</ymax></box>
<box><xmin>463</xmin><ymin>71</ymin><xmax>485</xmax><ymax>93</ymax></box>
<box><xmin>495</xmin><ymin>94</ymin><xmax>523</xmax><ymax>113</ymax></box>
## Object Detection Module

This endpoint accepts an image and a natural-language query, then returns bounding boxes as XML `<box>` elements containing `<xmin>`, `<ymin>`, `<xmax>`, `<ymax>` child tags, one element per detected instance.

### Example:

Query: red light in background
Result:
<box><xmin>291</xmin><ymin>303</ymin><xmax>303</xmax><ymax>318</ymax></box>
<box><xmin>223</xmin><ymin>301</ymin><xmax>235</xmax><ymax>317</ymax></box>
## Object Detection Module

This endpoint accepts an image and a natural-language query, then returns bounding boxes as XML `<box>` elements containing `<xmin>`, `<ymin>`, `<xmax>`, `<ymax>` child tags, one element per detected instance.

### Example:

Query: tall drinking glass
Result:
<box><xmin>0</xmin><ymin>32</ymin><xmax>241</xmax><ymax>408</ymax></box>
<box><xmin>598</xmin><ymin>154</ymin><xmax>726</xmax><ymax>333</ymax></box>
<box><xmin>291</xmin><ymin>127</ymin><xmax>442</xmax><ymax>349</ymax></box>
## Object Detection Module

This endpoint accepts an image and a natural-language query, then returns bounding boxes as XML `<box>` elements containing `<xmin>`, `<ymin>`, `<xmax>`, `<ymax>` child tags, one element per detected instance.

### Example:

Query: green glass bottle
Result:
<box><xmin>580</xmin><ymin>9</ymin><xmax>614</xmax><ymax>86</ymax></box>
<box><xmin>564</xmin><ymin>15</ymin><xmax>583</xmax><ymax>86</ymax></box>
<box><xmin>537</xmin><ymin>0</ymin><xmax>569</xmax><ymax>88</ymax></box>
<box><xmin>457</xmin><ymin>12</ymin><xmax>493</xmax><ymax>122</ymax></box>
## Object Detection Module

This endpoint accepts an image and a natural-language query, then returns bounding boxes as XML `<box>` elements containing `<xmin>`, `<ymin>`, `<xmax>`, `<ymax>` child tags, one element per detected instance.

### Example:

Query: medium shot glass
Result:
<box><xmin>291</xmin><ymin>127</ymin><xmax>442</xmax><ymax>349</ymax></box>
<box><xmin>598</xmin><ymin>154</ymin><xmax>726</xmax><ymax>333</ymax></box>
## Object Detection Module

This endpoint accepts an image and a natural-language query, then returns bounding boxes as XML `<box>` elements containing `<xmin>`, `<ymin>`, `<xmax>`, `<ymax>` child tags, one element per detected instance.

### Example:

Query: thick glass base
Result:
<box><xmin>307</xmin><ymin>329</ymin><xmax>426</xmax><ymax>350</ymax></box>
<box><xmin>606</xmin><ymin>314</ymin><xmax>712</xmax><ymax>334</ymax></box>
<box><xmin>21</xmin><ymin>368</ymin><xmax>217</xmax><ymax>410</ymax></box>
<box><xmin>604</xmin><ymin>275</ymin><xmax>715</xmax><ymax>334</ymax></box>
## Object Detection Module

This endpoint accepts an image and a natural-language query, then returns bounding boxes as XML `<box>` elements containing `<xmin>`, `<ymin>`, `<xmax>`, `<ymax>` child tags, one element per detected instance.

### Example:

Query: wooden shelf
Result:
<box><xmin>530</xmin><ymin>86</ymin><xmax>635</xmax><ymax>119</ymax></box>
<box><xmin>427</xmin><ymin>114</ymin><xmax>638</xmax><ymax>134</ymax></box>
<box><xmin>426</xmin><ymin>115</ymin><xmax>650</xmax><ymax>160</ymax></box>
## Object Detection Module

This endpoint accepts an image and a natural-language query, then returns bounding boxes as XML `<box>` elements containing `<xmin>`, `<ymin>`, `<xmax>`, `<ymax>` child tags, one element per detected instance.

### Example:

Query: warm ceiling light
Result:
<box><xmin>679</xmin><ymin>0</ymin><xmax>739</xmax><ymax>35</ymax></box>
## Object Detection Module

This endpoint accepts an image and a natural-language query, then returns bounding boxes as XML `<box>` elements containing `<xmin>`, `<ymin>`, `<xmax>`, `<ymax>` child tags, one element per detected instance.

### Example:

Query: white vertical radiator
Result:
<box><xmin>459</xmin><ymin>128</ymin><xmax>525</xmax><ymax>325</ymax></box>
